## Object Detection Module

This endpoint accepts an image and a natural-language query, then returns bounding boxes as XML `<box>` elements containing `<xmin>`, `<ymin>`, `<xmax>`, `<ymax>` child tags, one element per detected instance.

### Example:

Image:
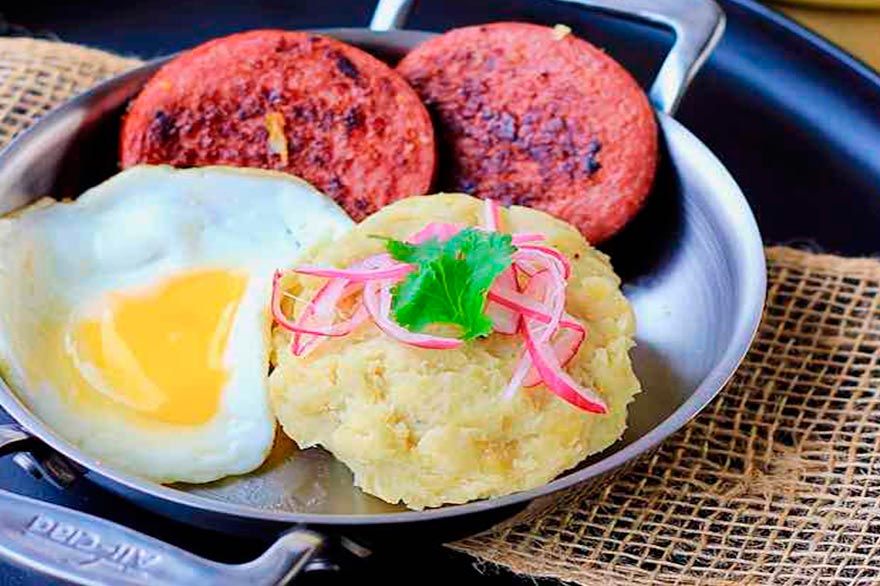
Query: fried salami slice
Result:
<box><xmin>397</xmin><ymin>23</ymin><xmax>658</xmax><ymax>243</ymax></box>
<box><xmin>121</xmin><ymin>30</ymin><xmax>436</xmax><ymax>220</ymax></box>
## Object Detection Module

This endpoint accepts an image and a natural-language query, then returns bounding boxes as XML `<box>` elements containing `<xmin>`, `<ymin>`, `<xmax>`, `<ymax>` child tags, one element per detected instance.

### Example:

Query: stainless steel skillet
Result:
<box><xmin>0</xmin><ymin>0</ymin><xmax>765</xmax><ymax>582</ymax></box>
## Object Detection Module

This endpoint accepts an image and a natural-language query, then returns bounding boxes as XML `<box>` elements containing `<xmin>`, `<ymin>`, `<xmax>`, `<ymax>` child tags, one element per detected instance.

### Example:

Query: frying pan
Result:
<box><xmin>0</xmin><ymin>0</ymin><xmax>765</xmax><ymax>582</ymax></box>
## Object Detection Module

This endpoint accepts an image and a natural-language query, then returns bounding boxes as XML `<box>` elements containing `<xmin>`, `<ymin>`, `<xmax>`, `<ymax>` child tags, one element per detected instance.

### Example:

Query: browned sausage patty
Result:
<box><xmin>121</xmin><ymin>30</ymin><xmax>436</xmax><ymax>220</ymax></box>
<box><xmin>396</xmin><ymin>23</ymin><xmax>658</xmax><ymax>243</ymax></box>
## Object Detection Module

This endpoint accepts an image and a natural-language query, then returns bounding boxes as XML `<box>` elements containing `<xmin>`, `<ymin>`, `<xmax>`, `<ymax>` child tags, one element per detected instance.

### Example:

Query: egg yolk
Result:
<box><xmin>69</xmin><ymin>269</ymin><xmax>248</xmax><ymax>425</ymax></box>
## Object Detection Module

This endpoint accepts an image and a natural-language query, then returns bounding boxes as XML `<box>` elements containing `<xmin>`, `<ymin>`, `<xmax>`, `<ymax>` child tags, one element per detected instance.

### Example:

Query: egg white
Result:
<box><xmin>0</xmin><ymin>165</ymin><xmax>352</xmax><ymax>484</ymax></box>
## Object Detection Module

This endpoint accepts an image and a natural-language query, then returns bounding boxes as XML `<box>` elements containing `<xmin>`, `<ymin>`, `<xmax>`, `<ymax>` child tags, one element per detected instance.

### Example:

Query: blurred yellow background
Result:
<box><xmin>776</xmin><ymin>2</ymin><xmax>880</xmax><ymax>70</ymax></box>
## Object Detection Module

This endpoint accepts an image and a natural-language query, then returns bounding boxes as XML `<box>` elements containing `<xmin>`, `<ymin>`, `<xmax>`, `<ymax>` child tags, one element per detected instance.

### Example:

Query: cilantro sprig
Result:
<box><xmin>383</xmin><ymin>227</ymin><xmax>516</xmax><ymax>340</ymax></box>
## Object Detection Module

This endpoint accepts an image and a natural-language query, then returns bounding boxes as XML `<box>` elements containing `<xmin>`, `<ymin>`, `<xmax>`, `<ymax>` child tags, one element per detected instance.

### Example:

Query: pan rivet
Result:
<box><xmin>11</xmin><ymin>452</ymin><xmax>79</xmax><ymax>489</ymax></box>
<box><xmin>12</xmin><ymin>453</ymin><xmax>43</xmax><ymax>480</ymax></box>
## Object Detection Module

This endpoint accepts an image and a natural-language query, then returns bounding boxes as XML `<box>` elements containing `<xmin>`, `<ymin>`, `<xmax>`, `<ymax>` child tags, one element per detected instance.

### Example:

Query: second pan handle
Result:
<box><xmin>369</xmin><ymin>0</ymin><xmax>725</xmax><ymax>116</ymax></box>
<box><xmin>0</xmin><ymin>424</ymin><xmax>323</xmax><ymax>585</ymax></box>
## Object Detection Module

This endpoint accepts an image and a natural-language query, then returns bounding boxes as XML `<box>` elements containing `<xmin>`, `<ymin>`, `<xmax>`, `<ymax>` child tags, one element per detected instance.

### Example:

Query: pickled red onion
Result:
<box><xmin>522</xmin><ymin>319</ymin><xmax>607</xmax><ymax>413</ymax></box>
<box><xmin>294</xmin><ymin>258</ymin><xmax>411</xmax><ymax>281</ymax></box>
<box><xmin>287</xmin><ymin>273</ymin><xmax>350</xmax><ymax>354</ymax></box>
<box><xmin>521</xmin><ymin>318</ymin><xmax>585</xmax><ymax>387</ymax></box>
<box><xmin>483</xmin><ymin>198</ymin><xmax>502</xmax><ymax>232</ymax></box>
<box><xmin>483</xmin><ymin>203</ymin><xmax>520</xmax><ymax>336</ymax></box>
<box><xmin>487</xmin><ymin>287</ymin><xmax>555</xmax><ymax>324</ymax></box>
<box><xmin>272</xmin><ymin>271</ymin><xmax>368</xmax><ymax>356</ymax></box>
<box><xmin>518</xmin><ymin>266</ymin><xmax>565</xmax><ymax>342</ymax></box>
<box><xmin>514</xmin><ymin>245</ymin><xmax>571</xmax><ymax>280</ymax></box>
<box><xmin>511</xmin><ymin>233</ymin><xmax>546</xmax><ymax>245</ymax></box>
<box><xmin>362</xmin><ymin>281</ymin><xmax>462</xmax><ymax>349</ymax></box>
<box><xmin>270</xmin><ymin>214</ymin><xmax>607</xmax><ymax>413</ymax></box>
<box><xmin>503</xmin><ymin>350</ymin><xmax>532</xmax><ymax>399</ymax></box>
<box><xmin>486</xmin><ymin>265</ymin><xmax>520</xmax><ymax>334</ymax></box>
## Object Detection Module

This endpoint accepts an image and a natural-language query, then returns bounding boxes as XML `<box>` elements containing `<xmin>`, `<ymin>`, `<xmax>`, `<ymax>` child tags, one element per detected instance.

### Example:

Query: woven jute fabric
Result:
<box><xmin>454</xmin><ymin>248</ymin><xmax>880</xmax><ymax>585</ymax></box>
<box><xmin>2</xmin><ymin>37</ymin><xmax>879</xmax><ymax>586</ymax></box>
<box><xmin>0</xmin><ymin>38</ymin><xmax>140</xmax><ymax>147</ymax></box>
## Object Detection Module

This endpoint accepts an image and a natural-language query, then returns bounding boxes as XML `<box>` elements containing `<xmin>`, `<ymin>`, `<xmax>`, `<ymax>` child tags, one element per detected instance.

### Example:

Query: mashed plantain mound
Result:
<box><xmin>269</xmin><ymin>194</ymin><xmax>640</xmax><ymax>509</ymax></box>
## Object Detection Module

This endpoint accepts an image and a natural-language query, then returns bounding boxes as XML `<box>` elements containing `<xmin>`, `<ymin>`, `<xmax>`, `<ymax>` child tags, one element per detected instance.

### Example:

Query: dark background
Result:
<box><xmin>3</xmin><ymin>0</ymin><xmax>880</xmax><ymax>255</ymax></box>
<box><xmin>2</xmin><ymin>0</ymin><xmax>880</xmax><ymax>584</ymax></box>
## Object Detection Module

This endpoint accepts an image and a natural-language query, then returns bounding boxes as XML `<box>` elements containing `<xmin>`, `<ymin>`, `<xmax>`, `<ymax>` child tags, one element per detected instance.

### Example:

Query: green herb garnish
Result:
<box><xmin>384</xmin><ymin>227</ymin><xmax>516</xmax><ymax>340</ymax></box>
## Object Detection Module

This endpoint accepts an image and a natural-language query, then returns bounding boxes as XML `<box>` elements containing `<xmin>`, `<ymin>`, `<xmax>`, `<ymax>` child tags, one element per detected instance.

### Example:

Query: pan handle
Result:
<box><xmin>368</xmin><ymin>0</ymin><xmax>725</xmax><ymax>115</ymax></box>
<box><xmin>369</xmin><ymin>0</ymin><xmax>415</xmax><ymax>32</ymax></box>
<box><xmin>0</xmin><ymin>426</ymin><xmax>323</xmax><ymax>585</ymax></box>
<box><xmin>0</xmin><ymin>424</ymin><xmax>31</xmax><ymax>457</ymax></box>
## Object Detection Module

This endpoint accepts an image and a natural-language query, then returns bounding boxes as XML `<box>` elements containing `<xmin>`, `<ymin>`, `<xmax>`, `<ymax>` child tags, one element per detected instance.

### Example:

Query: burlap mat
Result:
<box><xmin>455</xmin><ymin>248</ymin><xmax>880</xmax><ymax>585</ymax></box>
<box><xmin>2</xmin><ymin>37</ymin><xmax>879</xmax><ymax>585</ymax></box>
<box><xmin>0</xmin><ymin>38</ymin><xmax>139</xmax><ymax>146</ymax></box>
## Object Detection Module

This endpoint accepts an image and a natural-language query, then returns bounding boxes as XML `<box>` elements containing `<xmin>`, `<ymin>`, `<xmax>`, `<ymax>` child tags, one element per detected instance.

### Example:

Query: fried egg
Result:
<box><xmin>0</xmin><ymin>165</ymin><xmax>352</xmax><ymax>484</ymax></box>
